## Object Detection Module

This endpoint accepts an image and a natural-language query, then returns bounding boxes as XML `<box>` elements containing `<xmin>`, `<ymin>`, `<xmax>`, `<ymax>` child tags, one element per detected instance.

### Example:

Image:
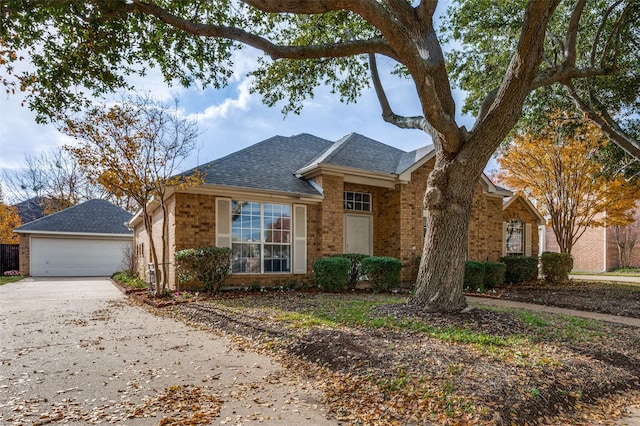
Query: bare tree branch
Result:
<box><xmin>368</xmin><ymin>53</ymin><xmax>431</xmax><ymax>134</ymax></box>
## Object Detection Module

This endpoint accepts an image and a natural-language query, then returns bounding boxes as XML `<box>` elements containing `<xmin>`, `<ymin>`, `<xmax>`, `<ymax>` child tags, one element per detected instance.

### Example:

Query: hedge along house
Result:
<box><xmin>129</xmin><ymin>133</ymin><xmax>512</xmax><ymax>289</ymax></box>
<box><xmin>502</xmin><ymin>193</ymin><xmax>546</xmax><ymax>258</ymax></box>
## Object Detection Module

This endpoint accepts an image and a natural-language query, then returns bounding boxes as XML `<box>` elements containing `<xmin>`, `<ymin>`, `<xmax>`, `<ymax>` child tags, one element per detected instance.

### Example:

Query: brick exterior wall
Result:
<box><xmin>545</xmin><ymin>225</ymin><xmax>606</xmax><ymax>272</ymax></box>
<box><xmin>544</xmin><ymin>200</ymin><xmax>640</xmax><ymax>271</ymax></box>
<box><xmin>18</xmin><ymin>234</ymin><xmax>30</xmax><ymax>275</ymax></box>
<box><xmin>502</xmin><ymin>197</ymin><xmax>541</xmax><ymax>257</ymax></box>
<box><xmin>133</xmin><ymin>195</ymin><xmax>179</xmax><ymax>288</ymax></box>
<box><xmin>314</xmin><ymin>174</ymin><xmax>346</xmax><ymax>256</ymax></box>
<box><xmin>629</xmin><ymin>238</ymin><xmax>640</xmax><ymax>268</ymax></box>
<box><xmin>468</xmin><ymin>192</ymin><xmax>504</xmax><ymax>262</ymax></box>
<box><xmin>134</xmin><ymin>160</ymin><xmax>509</xmax><ymax>288</ymax></box>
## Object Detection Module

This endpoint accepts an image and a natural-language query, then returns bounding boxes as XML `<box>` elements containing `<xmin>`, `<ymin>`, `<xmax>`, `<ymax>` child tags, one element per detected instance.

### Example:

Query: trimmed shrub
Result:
<box><xmin>540</xmin><ymin>252</ymin><xmax>573</xmax><ymax>284</ymax></box>
<box><xmin>174</xmin><ymin>247</ymin><xmax>232</xmax><ymax>292</ymax></box>
<box><xmin>313</xmin><ymin>257</ymin><xmax>351</xmax><ymax>292</ymax></box>
<box><xmin>361</xmin><ymin>256</ymin><xmax>401</xmax><ymax>292</ymax></box>
<box><xmin>483</xmin><ymin>262</ymin><xmax>507</xmax><ymax>288</ymax></box>
<box><xmin>501</xmin><ymin>256</ymin><xmax>539</xmax><ymax>284</ymax></box>
<box><xmin>464</xmin><ymin>261</ymin><xmax>486</xmax><ymax>292</ymax></box>
<box><xmin>335</xmin><ymin>253</ymin><xmax>371</xmax><ymax>289</ymax></box>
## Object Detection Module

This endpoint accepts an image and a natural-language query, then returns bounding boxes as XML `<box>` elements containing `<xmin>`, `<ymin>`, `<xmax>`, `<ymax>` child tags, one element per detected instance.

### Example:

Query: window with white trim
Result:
<box><xmin>343</xmin><ymin>191</ymin><xmax>371</xmax><ymax>212</ymax></box>
<box><xmin>231</xmin><ymin>201</ymin><xmax>291</xmax><ymax>273</ymax></box>
<box><xmin>505</xmin><ymin>219</ymin><xmax>524</xmax><ymax>256</ymax></box>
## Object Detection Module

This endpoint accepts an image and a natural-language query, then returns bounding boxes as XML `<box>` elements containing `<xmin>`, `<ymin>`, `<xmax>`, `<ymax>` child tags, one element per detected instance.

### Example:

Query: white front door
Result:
<box><xmin>344</xmin><ymin>214</ymin><xmax>372</xmax><ymax>255</ymax></box>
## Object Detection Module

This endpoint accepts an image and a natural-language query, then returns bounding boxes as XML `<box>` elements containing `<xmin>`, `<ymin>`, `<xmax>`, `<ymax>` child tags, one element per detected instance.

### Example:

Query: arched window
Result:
<box><xmin>505</xmin><ymin>219</ymin><xmax>525</xmax><ymax>256</ymax></box>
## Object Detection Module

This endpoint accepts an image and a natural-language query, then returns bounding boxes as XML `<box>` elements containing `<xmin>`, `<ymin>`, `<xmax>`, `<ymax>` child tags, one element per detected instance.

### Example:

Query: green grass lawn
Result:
<box><xmin>0</xmin><ymin>275</ymin><xmax>25</xmax><ymax>285</ymax></box>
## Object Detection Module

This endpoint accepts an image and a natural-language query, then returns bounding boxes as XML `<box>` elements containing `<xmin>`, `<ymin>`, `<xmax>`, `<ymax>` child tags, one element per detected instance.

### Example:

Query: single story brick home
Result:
<box><xmin>130</xmin><ymin>133</ymin><xmax>522</xmax><ymax>289</ymax></box>
<box><xmin>15</xmin><ymin>199</ymin><xmax>133</xmax><ymax>277</ymax></box>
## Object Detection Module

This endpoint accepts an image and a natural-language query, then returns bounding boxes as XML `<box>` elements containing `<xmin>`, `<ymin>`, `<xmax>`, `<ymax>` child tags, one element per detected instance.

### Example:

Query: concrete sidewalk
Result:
<box><xmin>466</xmin><ymin>295</ymin><xmax>640</xmax><ymax>327</ymax></box>
<box><xmin>0</xmin><ymin>277</ymin><xmax>337</xmax><ymax>425</ymax></box>
<box><xmin>569</xmin><ymin>274</ymin><xmax>640</xmax><ymax>285</ymax></box>
<box><xmin>467</xmin><ymin>273</ymin><xmax>640</xmax><ymax>327</ymax></box>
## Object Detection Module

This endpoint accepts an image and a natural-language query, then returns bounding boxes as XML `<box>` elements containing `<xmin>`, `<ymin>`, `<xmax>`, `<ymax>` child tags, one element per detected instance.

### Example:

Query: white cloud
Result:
<box><xmin>189</xmin><ymin>78</ymin><xmax>253</xmax><ymax>122</ymax></box>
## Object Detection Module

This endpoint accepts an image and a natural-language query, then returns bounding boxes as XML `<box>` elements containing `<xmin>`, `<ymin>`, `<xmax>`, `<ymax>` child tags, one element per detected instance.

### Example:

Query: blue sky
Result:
<box><xmin>0</xmin><ymin>42</ymin><xmax>495</xmax><ymax>199</ymax></box>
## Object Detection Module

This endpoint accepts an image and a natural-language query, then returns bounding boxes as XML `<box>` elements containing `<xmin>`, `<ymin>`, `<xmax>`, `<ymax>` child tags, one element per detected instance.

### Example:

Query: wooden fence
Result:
<box><xmin>0</xmin><ymin>244</ymin><xmax>19</xmax><ymax>274</ymax></box>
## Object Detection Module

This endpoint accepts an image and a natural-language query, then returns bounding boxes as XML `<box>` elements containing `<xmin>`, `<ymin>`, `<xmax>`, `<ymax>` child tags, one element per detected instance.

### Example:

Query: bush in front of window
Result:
<box><xmin>335</xmin><ymin>253</ymin><xmax>370</xmax><ymax>289</ymax></box>
<box><xmin>463</xmin><ymin>261</ymin><xmax>486</xmax><ymax>292</ymax></box>
<box><xmin>540</xmin><ymin>252</ymin><xmax>573</xmax><ymax>284</ymax></box>
<box><xmin>483</xmin><ymin>262</ymin><xmax>507</xmax><ymax>288</ymax></box>
<box><xmin>361</xmin><ymin>256</ymin><xmax>401</xmax><ymax>293</ymax></box>
<box><xmin>500</xmin><ymin>255</ymin><xmax>539</xmax><ymax>284</ymax></box>
<box><xmin>313</xmin><ymin>257</ymin><xmax>351</xmax><ymax>292</ymax></box>
<box><xmin>174</xmin><ymin>247</ymin><xmax>232</xmax><ymax>292</ymax></box>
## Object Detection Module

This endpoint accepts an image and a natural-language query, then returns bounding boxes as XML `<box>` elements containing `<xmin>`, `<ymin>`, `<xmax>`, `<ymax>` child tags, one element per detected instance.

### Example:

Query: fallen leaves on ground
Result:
<box><xmin>170</xmin><ymin>289</ymin><xmax>640</xmax><ymax>425</ymax></box>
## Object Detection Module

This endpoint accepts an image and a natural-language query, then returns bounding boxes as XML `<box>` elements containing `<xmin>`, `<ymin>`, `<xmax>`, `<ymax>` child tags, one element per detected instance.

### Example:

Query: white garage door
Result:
<box><xmin>31</xmin><ymin>237</ymin><xmax>129</xmax><ymax>277</ymax></box>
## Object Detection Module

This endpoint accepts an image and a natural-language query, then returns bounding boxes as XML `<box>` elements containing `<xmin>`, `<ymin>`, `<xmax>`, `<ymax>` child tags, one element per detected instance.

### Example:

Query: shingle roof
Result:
<box><xmin>181</xmin><ymin>134</ymin><xmax>334</xmax><ymax>196</ymax></box>
<box><xmin>395</xmin><ymin>144</ymin><xmax>435</xmax><ymax>174</ymax></box>
<box><xmin>180</xmin><ymin>132</ymin><xmax>436</xmax><ymax>196</ymax></box>
<box><xmin>312</xmin><ymin>133</ymin><xmax>406</xmax><ymax>174</ymax></box>
<box><xmin>13</xmin><ymin>196</ymin><xmax>48</xmax><ymax>224</ymax></box>
<box><xmin>14</xmin><ymin>199</ymin><xmax>133</xmax><ymax>235</ymax></box>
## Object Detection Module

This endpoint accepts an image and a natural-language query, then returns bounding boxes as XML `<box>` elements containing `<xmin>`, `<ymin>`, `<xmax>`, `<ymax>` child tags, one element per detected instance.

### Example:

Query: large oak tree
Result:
<box><xmin>1</xmin><ymin>1</ymin><xmax>638</xmax><ymax>311</ymax></box>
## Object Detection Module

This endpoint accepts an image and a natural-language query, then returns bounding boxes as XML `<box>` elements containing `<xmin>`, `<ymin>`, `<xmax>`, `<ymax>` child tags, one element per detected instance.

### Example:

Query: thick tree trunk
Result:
<box><xmin>408</xmin><ymin>159</ymin><xmax>477</xmax><ymax>312</ymax></box>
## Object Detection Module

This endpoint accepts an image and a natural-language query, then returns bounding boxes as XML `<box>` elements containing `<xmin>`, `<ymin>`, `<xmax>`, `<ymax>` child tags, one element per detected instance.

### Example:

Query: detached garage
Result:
<box><xmin>14</xmin><ymin>199</ymin><xmax>133</xmax><ymax>277</ymax></box>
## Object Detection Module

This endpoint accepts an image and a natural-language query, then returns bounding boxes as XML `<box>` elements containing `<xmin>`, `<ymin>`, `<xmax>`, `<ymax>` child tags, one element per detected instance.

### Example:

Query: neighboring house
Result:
<box><xmin>502</xmin><ymin>193</ymin><xmax>545</xmax><ymax>257</ymax></box>
<box><xmin>544</xmin><ymin>211</ymin><xmax>640</xmax><ymax>272</ymax></box>
<box><xmin>130</xmin><ymin>133</ymin><xmax>514</xmax><ymax>289</ymax></box>
<box><xmin>13</xmin><ymin>196</ymin><xmax>48</xmax><ymax>224</ymax></box>
<box><xmin>14</xmin><ymin>199</ymin><xmax>133</xmax><ymax>277</ymax></box>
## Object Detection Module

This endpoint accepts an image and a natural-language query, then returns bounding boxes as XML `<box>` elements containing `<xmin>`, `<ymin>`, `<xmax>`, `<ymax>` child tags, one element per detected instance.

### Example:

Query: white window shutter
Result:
<box><xmin>502</xmin><ymin>222</ymin><xmax>507</xmax><ymax>257</ymax></box>
<box><xmin>293</xmin><ymin>204</ymin><xmax>307</xmax><ymax>274</ymax></box>
<box><xmin>525</xmin><ymin>223</ymin><xmax>532</xmax><ymax>257</ymax></box>
<box><xmin>216</xmin><ymin>198</ymin><xmax>232</xmax><ymax>248</ymax></box>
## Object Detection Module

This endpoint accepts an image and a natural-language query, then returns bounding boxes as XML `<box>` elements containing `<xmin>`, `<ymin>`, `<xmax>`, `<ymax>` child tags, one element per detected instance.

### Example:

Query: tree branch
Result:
<box><xmin>368</xmin><ymin>53</ymin><xmax>431</xmax><ymax>134</ymax></box>
<box><xmin>563</xmin><ymin>0</ymin><xmax>586</xmax><ymax>69</ymax></box>
<box><xmin>131</xmin><ymin>0</ymin><xmax>398</xmax><ymax>61</ymax></box>
<box><xmin>592</xmin><ymin>0</ymin><xmax>625</xmax><ymax>68</ymax></box>
<box><xmin>563</xmin><ymin>82</ymin><xmax>640</xmax><ymax>159</ymax></box>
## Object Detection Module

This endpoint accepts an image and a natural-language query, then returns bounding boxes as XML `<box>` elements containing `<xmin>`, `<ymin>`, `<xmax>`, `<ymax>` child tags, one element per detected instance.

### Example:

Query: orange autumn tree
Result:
<box><xmin>497</xmin><ymin>113</ymin><xmax>640</xmax><ymax>255</ymax></box>
<box><xmin>0</xmin><ymin>183</ymin><xmax>21</xmax><ymax>244</ymax></box>
<box><xmin>63</xmin><ymin>96</ymin><xmax>202</xmax><ymax>296</ymax></box>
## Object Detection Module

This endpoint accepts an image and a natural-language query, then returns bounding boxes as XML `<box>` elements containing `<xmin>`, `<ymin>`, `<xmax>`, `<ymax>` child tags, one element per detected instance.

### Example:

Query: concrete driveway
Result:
<box><xmin>0</xmin><ymin>278</ymin><xmax>337</xmax><ymax>425</ymax></box>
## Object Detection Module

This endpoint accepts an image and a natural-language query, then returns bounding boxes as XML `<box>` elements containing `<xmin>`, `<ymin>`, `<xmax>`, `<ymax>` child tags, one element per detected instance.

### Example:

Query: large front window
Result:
<box><xmin>505</xmin><ymin>219</ymin><xmax>524</xmax><ymax>256</ymax></box>
<box><xmin>231</xmin><ymin>201</ymin><xmax>291</xmax><ymax>273</ymax></box>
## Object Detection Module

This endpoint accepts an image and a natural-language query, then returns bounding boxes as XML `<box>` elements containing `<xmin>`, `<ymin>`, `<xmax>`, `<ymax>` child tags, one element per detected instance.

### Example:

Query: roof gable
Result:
<box><xmin>504</xmin><ymin>193</ymin><xmax>545</xmax><ymax>225</ymax></box>
<box><xmin>14</xmin><ymin>199</ymin><xmax>133</xmax><ymax>235</ymax></box>
<box><xmin>314</xmin><ymin>133</ymin><xmax>406</xmax><ymax>174</ymax></box>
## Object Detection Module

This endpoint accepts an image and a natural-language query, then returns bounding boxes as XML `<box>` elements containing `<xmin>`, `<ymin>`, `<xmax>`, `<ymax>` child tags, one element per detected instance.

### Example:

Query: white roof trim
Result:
<box><xmin>504</xmin><ymin>193</ymin><xmax>545</xmax><ymax>225</ymax></box>
<box><xmin>397</xmin><ymin>144</ymin><xmax>436</xmax><ymax>180</ymax></box>
<box><xmin>16</xmin><ymin>230</ymin><xmax>133</xmax><ymax>238</ymax></box>
<box><xmin>295</xmin><ymin>135</ymin><xmax>351</xmax><ymax>177</ymax></box>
